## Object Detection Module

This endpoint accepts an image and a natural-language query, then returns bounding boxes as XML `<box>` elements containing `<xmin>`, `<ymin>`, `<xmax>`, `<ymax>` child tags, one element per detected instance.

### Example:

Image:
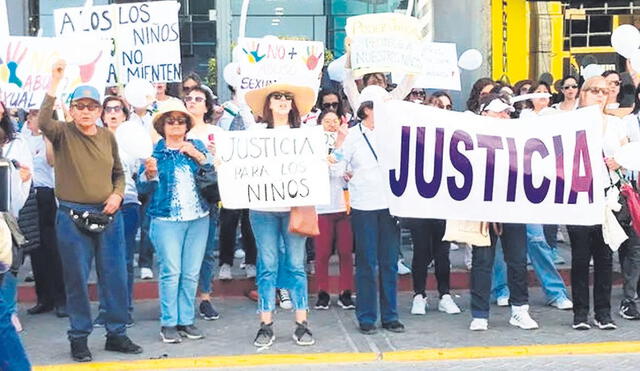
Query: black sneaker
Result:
<box><xmin>105</xmin><ymin>335</ymin><xmax>143</xmax><ymax>354</ymax></box>
<box><xmin>70</xmin><ymin>337</ymin><xmax>92</xmax><ymax>362</ymax></box>
<box><xmin>177</xmin><ymin>324</ymin><xmax>205</xmax><ymax>340</ymax></box>
<box><xmin>315</xmin><ymin>291</ymin><xmax>330</xmax><ymax>310</ymax></box>
<box><xmin>358</xmin><ymin>323</ymin><xmax>377</xmax><ymax>335</ymax></box>
<box><xmin>619</xmin><ymin>299</ymin><xmax>640</xmax><ymax>320</ymax></box>
<box><xmin>382</xmin><ymin>321</ymin><xmax>406</xmax><ymax>333</ymax></box>
<box><xmin>594</xmin><ymin>314</ymin><xmax>618</xmax><ymax>330</ymax></box>
<box><xmin>572</xmin><ymin>314</ymin><xmax>591</xmax><ymax>330</ymax></box>
<box><xmin>293</xmin><ymin>321</ymin><xmax>315</xmax><ymax>346</ymax></box>
<box><xmin>338</xmin><ymin>290</ymin><xmax>355</xmax><ymax>310</ymax></box>
<box><xmin>254</xmin><ymin>322</ymin><xmax>275</xmax><ymax>347</ymax></box>
<box><xmin>160</xmin><ymin>326</ymin><xmax>182</xmax><ymax>343</ymax></box>
<box><xmin>199</xmin><ymin>300</ymin><xmax>220</xmax><ymax>320</ymax></box>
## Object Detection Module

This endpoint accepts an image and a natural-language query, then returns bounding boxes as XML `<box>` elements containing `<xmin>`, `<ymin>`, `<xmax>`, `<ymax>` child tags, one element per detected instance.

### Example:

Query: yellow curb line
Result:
<box><xmin>33</xmin><ymin>341</ymin><xmax>640</xmax><ymax>370</ymax></box>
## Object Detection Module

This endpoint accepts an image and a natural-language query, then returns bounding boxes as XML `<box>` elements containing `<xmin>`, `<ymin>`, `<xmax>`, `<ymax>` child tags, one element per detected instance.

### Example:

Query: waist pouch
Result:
<box><xmin>67</xmin><ymin>208</ymin><xmax>113</xmax><ymax>234</ymax></box>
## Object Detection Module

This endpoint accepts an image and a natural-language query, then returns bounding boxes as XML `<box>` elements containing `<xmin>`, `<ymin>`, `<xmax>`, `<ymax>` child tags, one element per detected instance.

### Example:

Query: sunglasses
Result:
<box><xmin>322</xmin><ymin>102</ymin><xmax>339</xmax><ymax>109</ymax></box>
<box><xmin>182</xmin><ymin>85</ymin><xmax>196</xmax><ymax>92</ymax></box>
<box><xmin>562</xmin><ymin>85</ymin><xmax>578</xmax><ymax>90</ymax></box>
<box><xmin>164</xmin><ymin>116</ymin><xmax>188</xmax><ymax>126</ymax></box>
<box><xmin>104</xmin><ymin>106</ymin><xmax>123</xmax><ymax>113</ymax></box>
<box><xmin>271</xmin><ymin>92</ymin><xmax>293</xmax><ymax>101</ymax></box>
<box><xmin>72</xmin><ymin>103</ymin><xmax>101</xmax><ymax>111</ymax></box>
<box><xmin>608</xmin><ymin>80</ymin><xmax>621</xmax><ymax>86</ymax></box>
<box><xmin>184</xmin><ymin>96</ymin><xmax>205</xmax><ymax>103</ymax></box>
<box><xmin>410</xmin><ymin>91</ymin><xmax>426</xmax><ymax>97</ymax></box>
<box><xmin>585</xmin><ymin>87</ymin><xmax>609</xmax><ymax>95</ymax></box>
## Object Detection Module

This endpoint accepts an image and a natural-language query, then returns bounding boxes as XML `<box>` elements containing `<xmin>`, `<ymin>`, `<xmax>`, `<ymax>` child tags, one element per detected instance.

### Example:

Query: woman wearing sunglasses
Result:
<box><xmin>138</xmin><ymin>101</ymin><xmax>212</xmax><ymax>344</ymax></box>
<box><xmin>553</xmin><ymin>76</ymin><xmax>580</xmax><ymax>111</ymax></box>
<box><xmin>602</xmin><ymin>70</ymin><xmax>622</xmax><ymax>110</ymax></box>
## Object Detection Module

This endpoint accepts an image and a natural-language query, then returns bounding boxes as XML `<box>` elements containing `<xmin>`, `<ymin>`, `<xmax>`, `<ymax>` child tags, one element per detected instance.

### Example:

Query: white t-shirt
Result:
<box><xmin>602</xmin><ymin>115</ymin><xmax>627</xmax><ymax>186</ymax></box>
<box><xmin>23</xmin><ymin>131</ymin><xmax>55</xmax><ymax>189</ymax></box>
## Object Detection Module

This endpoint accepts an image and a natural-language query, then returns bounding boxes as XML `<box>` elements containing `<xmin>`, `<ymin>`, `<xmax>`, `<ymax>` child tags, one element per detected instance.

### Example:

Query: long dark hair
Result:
<box><xmin>0</xmin><ymin>101</ymin><xmax>15</xmax><ymax>144</ymax></box>
<box><xmin>187</xmin><ymin>85</ymin><xmax>216</xmax><ymax>123</ymax></box>
<box><xmin>261</xmin><ymin>93</ymin><xmax>301</xmax><ymax>128</ymax></box>
<box><xmin>632</xmin><ymin>84</ymin><xmax>640</xmax><ymax>115</ymax></box>
<box><xmin>101</xmin><ymin>96</ymin><xmax>130</xmax><ymax>122</ymax></box>
<box><xmin>602</xmin><ymin>70</ymin><xmax>622</xmax><ymax>103</ymax></box>
<box><xmin>316</xmin><ymin>89</ymin><xmax>345</xmax><ymax>118</ymax></box>
<box><xmin>466</xmin><ymin>78</ymin><xmax>495</xmax><ymax>112</ymax></box>
<box><xmin>558</xmin><ymin>75</ymin><xmax>579</xmax><ymax>102</ymax></box>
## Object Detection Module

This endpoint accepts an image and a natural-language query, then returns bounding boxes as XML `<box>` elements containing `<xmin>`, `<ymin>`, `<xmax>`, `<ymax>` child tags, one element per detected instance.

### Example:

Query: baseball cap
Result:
<box><xmin>71</xmin><ymin>85</ymin><xmax>101</xmax><ymax>104</ymax></box>
<box><xmin>480</xmin><ymin>98</ymin><xmax>515</xmax><ymax>113</ymax></box>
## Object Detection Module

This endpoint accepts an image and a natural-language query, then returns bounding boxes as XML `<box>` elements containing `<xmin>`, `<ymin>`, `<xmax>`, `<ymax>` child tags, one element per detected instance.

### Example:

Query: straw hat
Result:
<box><xmin>152</xmin><ymin>99</ymin><xmax>193</xmax><ymax>126</ymax></box>
<box><xmin>245</xmin><ymin>83</ymin><xmax>316</xmax><ymax>118</ymax></box>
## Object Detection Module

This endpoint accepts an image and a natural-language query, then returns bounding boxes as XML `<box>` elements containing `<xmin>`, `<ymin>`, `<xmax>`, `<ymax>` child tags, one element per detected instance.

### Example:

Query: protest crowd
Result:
<box><xmin>4</xmin><ymin>2</ymin><xmax>640</xmax><ymax>369</ymax></box>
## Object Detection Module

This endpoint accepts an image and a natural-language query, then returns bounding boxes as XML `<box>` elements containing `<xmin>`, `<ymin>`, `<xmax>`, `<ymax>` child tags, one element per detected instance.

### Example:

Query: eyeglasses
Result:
<box><xmin>104</xmin><ymin>106</ymin><xmax>123</xmax><ymax>113</ymax></box>
<box><xmin>562</xmin><ymin>85</ymin><xmax>578</xmax><ymax>90</ymax></box>
<box><xmin>184</xmin><ymin>96</ymin><xmax>205</xmax><ymax>103</ymax></box>
<box><xmin>585</xmin><ymin>87</ymin><xmax>608</xmax><ymax>95</ymax></box>
<box><xmin>271</xmin><ymin>92</ymin><xmax>294</xmax><ymax>101</ymax></box>
<box><xmin>72</xmin><ymin>103</ymin><xmax>101</xmax><ymax>111</ymax></box>
<box><xmin>322</xmin><ymin>102</ymin><xmax>339</xmax><ymax>110</ymax></box>
<box><xmin>608</xmin><ymin>80</ymin><xmax>621</xmax><ymax>87</ymax></box>
<box><xmin>164</xmin><ymin>116</ymin><xmax>188</xmax><ymax>126</ymax></box>
<box><xmin>410</xmin><ymin>90</ymin><xmax>426</xmax><ymax>97</ymax></box>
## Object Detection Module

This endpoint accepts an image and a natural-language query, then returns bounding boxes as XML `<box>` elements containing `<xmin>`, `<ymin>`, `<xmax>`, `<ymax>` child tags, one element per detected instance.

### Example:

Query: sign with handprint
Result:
<box><xmin>236</xmin><ymin>37</ymin><xmax>324</xmax><ymax>101</ymax></box>
<box><xmin>346</xmin><ymin>13</ymin><xmax>423</xmax><ymax>77</ymax></box>
<box><xmin>54</xmin><ymin>1</ymin><xmax>181</xmax><ymax>85</ymax></box>
<box><xmin>0</xmin><ymin>36</ymin><xmax>110</xmax><ymax>109</ymax></box>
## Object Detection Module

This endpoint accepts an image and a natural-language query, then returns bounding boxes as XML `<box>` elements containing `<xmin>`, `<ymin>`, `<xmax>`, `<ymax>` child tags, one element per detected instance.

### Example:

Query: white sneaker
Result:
<box><xmin>509</xmin><ymin>305</ymin><xmax>539</xmax><ymax>330</ymax></box>
<box><xmin>411</xmin><ymin>294</ymin><xmax>427</xmax><ymax>315</ymax></box>
<box><xmin>550</xmin><ymin>298</ymin><xmax>573</xmax><ymax>310</ymax></box>
<box><xmin>438</xmin><ymin>294</ymin><xmax>461</xmax><ymax>314</ymax></box>
<box><xmin>556</xmin><ymin>230</ymin><xmax>565</xmax><ymax>242</ymax></box>
<box><xmin>234</xmin><ymin>249</ymin><xmax>246</xmax><ymax>259</ymax></box>
<box><xmin>245</xmin><ymin>264</ymin><xmax>256</xmax><ymax>278</ymax></box>
<box><xmin>218</xmin><ymin>264</ymin><xmax>232</xmax><ymax>281</ymax></box>
<box><xmin>469</xmin><ymin>318</ymin><xmax>488</xmax><ymax>331</ymax></box>
<box><xmin>140</xmin><ymin>267</ymin><xmax>154</xmax><ymax>280</ymax></box>
<box><xmin>496</xmin><ymin>297</ymin><xmax>510</xmax><ymax>307</ymax></box>
<box><xmin>397</xmin><ymin>259</ymin><xmax>411</xmax><ymax>275</ymax></box>
<box><xmin>278</xmin><ymin>289</ymin><xmax>293</xmax><ymax>310</ymax></box>
<box><xmin>450</xmin><ymin>243</ymin><xmax>460</xmax><ymax>251</ymax></box>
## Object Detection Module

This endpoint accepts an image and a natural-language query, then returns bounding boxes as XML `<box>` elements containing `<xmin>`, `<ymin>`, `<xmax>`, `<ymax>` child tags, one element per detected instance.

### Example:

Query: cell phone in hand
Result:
<box><xmin>208</xmin><ymin>133</ymin><xmax>215</xmax><ymax>143</ymax></box>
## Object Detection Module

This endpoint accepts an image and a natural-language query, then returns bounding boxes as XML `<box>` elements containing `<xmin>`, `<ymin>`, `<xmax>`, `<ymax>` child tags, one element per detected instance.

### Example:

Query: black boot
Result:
<box><xmin>70</xmin><ymin>337</ymin><xmax>92</xmax><ymax>362</ymax></box>
<box><xmin>105</xmin><ymin>334</ymin><xmax>143</xmax><ymax>354</ymax></box>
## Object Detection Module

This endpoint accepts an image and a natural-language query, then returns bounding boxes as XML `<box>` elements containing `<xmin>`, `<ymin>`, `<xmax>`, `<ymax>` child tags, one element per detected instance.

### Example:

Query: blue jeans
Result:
<box><xmin>491</xmin><ymin>224</ymin><xmax>569</xmax><ymax>304</ymax></box>
<box><xmin>150</xmin><ymin>216</ymin><xmax>209</xmax><ymax>326</ymax></box>
<box><xmin>249</xmin><ymin>211</ymin><xmax>308</xmax><ymax>313</ymax></box>
<box><xmin>97</xmin><ymin>203</ymin><xmax>139</xmax><ymax>320</ymax></box>
<box><xmin>198</xmin><ymin>208</ymin><xmax>219</xmax><ymax>294</ymax></box>
<box><xmin>57</xmin><ymin>201</ymin><xmax>129</xmax><ymax>339</ymax></box>
<box><xmin>350</xmin><ymin>208</ymin><xmax>400</xmax><ymax>326</ymax></box>
<box><xmin>0</xmin><ymin>274</ymin><xmax>31</xmax><ymax>371</ymax></box>
<box><xmin>0</xmin><ymin>272</ymin><xmax>17</xmax><ymax>314</ymax></box>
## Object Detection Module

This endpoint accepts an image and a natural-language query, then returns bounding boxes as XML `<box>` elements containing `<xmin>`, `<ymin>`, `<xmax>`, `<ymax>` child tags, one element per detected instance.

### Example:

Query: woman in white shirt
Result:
<box><xmin>553</xmin><ymin>76</ymin><xmax>580</xmax><ymax>111</ymax></box>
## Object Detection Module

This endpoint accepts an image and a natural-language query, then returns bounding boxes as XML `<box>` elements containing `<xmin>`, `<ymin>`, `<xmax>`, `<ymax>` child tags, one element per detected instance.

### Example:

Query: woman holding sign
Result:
<box><xmin>244</xmin><ymin>82</ymin><xmax>317</xmax><ymax>348</ymax></box>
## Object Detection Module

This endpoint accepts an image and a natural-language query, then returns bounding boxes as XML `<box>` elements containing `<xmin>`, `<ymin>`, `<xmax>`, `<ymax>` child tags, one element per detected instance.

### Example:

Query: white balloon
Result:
<box><xmin>124</xmin><ymin>79</ymin><xmax>155</xmax><ymax>109</ymax></box>
<box><xmin>223</xmin><ymin>62</ymin><xmax>240</xmax><ymax>87</ymax></box>
<box><xmin>614</xmin><ymin>142</ymin><xmax>640</xmax><ymax>171</ymax></box>
<box><xmin>458</xmin><ymin>49</ymin><xmax>483</xmax><ymax>71</ymax></box>
<box><xmin>611</xmin><ymin>24</ymin><xmax>640</xmax><ymax>58</ymax></box>
<box><xmin>327</xmin><ymin>55</ymin><xmax>347</xmax><ymax>82</ymax></box>
<box><xmin>358</xmin><ymin>85</ymin><xmax>390</xmax><ymax>107</ymax></box>
<box><xmin>115</xmin><ymin>122</ymin><xmax>153</xmax><ymax>160</ymax></box>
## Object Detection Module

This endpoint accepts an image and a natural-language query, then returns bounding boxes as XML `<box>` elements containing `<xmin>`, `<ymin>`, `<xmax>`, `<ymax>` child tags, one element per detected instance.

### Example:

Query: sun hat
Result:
<box><xmin>151</xmin><ymin>99</ymin><xmax>193</xmax><ymax>126</ymax></box>
<box><xmin>244</xmin><ymin>83</ymin><xmax>316</xmax><ymax>118</ymax></box>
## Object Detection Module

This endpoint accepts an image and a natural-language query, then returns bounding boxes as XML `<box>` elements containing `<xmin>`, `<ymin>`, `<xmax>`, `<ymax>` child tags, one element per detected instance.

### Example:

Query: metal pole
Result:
<box><xmin>216</xmin><ymin>0</ymin><xmax>232</xmax><ymax>102</ymax></box>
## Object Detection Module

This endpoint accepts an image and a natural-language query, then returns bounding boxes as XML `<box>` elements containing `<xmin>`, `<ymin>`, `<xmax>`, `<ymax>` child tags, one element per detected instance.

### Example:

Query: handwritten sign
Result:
<box><xmin>346</xmin><ymin>13</ymin><xmax>422</xmax><ymax>76</ymax></box>
<box><xmin>54</xmin><ymin>1</ymin><xmax>182</xmax><ymax>85</ymax></box>
<box><xmin>216</xmin><ymin>126</ymin><xmax>330</xmax><ymax>209</ymax></box>
<box><xmin>393</xmin><ymin>42</ymin><xmax>461</xmax><ymax>91</ymax></box>
<box><xmin>236</xmin><ymin>37</ymin><xmax>324</xmax><ymax>100</ymax></box>
<box><xmin>375</xmin><ymin>101</ymin><xmax>605</xmax><ymax>225</ymax></box>
<box><xmin>0</xmin><ymin>36</ymin><xmax>110</xmax><ymax>109</ymax></box>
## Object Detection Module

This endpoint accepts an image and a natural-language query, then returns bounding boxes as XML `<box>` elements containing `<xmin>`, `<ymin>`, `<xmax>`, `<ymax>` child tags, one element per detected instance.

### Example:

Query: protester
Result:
<box><xmin>23</xmin><ymin>109</ymin><xmax>67</xmax><ymax>318</ymax></box>
<box><xmin>138</xmin><ymin>100</ymin><xmax>212</xmax><ymax>343</ymax></box>
<box><xmin>519</xmin><ymin>81</ymin><xmax>554</xmax><ymax>118</ymax></box>
<box><xmin>333</xmin><ymin>86</ymin><xmax>404</xmax><ymax>335</ymax></box>
<box><xmin>243</xmin><ymin>82</ymin><xmax>317</xmax><ymax>347</ymax></box>
<box><xmin>602</xmin><ymin>70</ymin><xmax>622</xmax><ymax>110</ymax></box>
<box><xmin>303</xmin><ymin>89</ymin><xmax>350</xmax><ymax>126</ymax></box>
<box><xmin>568</xmin><ymin>76</ymin><xmax>624</xmax><ymax>330</ymax></box>
<box><xmin>314</xmin><ymin>110</ymin><xmax>354</xmax><ymax>310</ymax></box>
<box><xmin>39</xmin><ymin>60</ymin><xmax>142</xmax><ymax>362</ymax></box>
<box><xmin>181</xmin><ymin>72</ymin><xmax>202</xmax><ymax>97</ymax></box>
<box><xmin>183</xmin><ymin>85</ymin><xmax>225</xmax><ymax>321</ymax></box>
<box><xmin>553</xmin><ymin>75</ymin><xmax>580</xmax><ymax>111</ymax></box>
<box><xmin>469</xmin><ymin>93</ymin><xmax>538</xmax><ymax>332</ymax></box>
<box><xmin>426</xmin><ymin>91</ymin><xmax>453</xmax><ymax>110</ymax></box>
<box><xmin>466</xmin><ymin>78</ymin><xmax>495</xmax><ymax>113</ymax></box>
<box><xmin>405</xmin><ymin>88</ymin><xmax>427</xmax><ymax>104</ymax></box>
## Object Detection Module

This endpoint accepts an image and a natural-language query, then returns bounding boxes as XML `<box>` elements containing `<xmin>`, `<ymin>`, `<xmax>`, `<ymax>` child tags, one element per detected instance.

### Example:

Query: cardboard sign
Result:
<box><xmin>393</xmin><ymin>42</ymin><xmax>461</xmax><ymax>91</ymax></box>
<box><xmin>216</xmin><ymin>126</ymin><xmax>330</xmax><ymax>209</ymax></box>
<box><xmin>0</xmin><ymin>36</ymin><xmax>110</xmax><ymax>109</ymax></box>
<box><xmin>346</xmin><ymin>13</ymin><xmax>422</xmax><ymax>76</ymax></box>
<box><xmin>54</xmin><ymin>1</ymin><xmax>182</xmax><ymax>85</ymax></box>
<box><xmin>236</xmin><ymin>37</ymin><xmax>324</xmax><ymax>100</ymax></box>
<box><xmin>374</xmin><ymin>101</ymin><xmax>605</xmax><ymax>225</ymax></box>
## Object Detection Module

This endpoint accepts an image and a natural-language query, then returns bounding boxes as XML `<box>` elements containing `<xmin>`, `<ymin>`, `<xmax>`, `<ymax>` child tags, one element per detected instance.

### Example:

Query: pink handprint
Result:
<box><xmin>301</xmin><ymin>45</ymin><xmax>322</xmax><ymax>71</ymax></box>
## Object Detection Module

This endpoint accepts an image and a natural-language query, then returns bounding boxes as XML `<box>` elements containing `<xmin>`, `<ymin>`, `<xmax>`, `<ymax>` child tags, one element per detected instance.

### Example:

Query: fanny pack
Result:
<box><xmin>69</xmin><ymin>209</ymin><xmax>113</xmax><ymax>234</ymax></box>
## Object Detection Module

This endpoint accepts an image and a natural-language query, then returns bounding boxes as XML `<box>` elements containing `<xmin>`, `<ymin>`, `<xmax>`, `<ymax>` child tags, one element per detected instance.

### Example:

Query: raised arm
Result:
<box><xmin>38</xmin><ymin>60</ymin><xmax>68</xmax><ymax>145</ymax></box>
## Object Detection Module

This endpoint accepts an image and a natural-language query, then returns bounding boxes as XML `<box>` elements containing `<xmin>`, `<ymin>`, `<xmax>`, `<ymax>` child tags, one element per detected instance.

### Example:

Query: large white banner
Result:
<box><xmin>375</xmin><ymin>101</ymin><xmax>605</xmax><ymax>225</ymax></box>
<box><xmin>0</xmin><ymin>36</ymin><xmax>110</xmax><ymax>109</ymax></box>
<box><xmin>216</xmin><ymin>126</ymin><xmax>330</xmax><ymax>209</ymax></box>
<box><xmin>54</xmin><ymin>1</ymin><xmax>181</xmax><ymax>85</ymax></box>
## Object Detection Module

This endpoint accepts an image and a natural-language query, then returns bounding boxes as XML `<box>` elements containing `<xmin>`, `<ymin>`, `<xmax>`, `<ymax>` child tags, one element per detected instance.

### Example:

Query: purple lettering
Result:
<box><xmin>523</xmin><ymin>138</ymin><xmax>550</xmax><ymax>204</ymax></box>
<box><xmin>553</xmin><ymin>135</ymin><xmax>565</xmax><ymax>204</ymax></box>
<box><xmin>506</xmin><ymin>137</ymin><xmax>517</xmax><ymax>202</ymax></box>
<box><xmin>389</xmin><ymin>126</ymin><xmax>411</xmax><ymax>196</ymax></box>
<box><xmin>477</xmin><ymin>134</ymin><xmax>503</xmax><ymax>201</ymax></box>
<box><xmin>415</xmin><ymin>127</ymin><xmax>444</xmax><ymax>198</ymax></box>
<box><xmin>447</xmin><ymin>130</ymin><xmax>473</xmax><ymax>201</ymax></box>
<box><xmin>568</xmin><ymin>130</ymin><xmax>594</xmax><ymax>204</ymax></box>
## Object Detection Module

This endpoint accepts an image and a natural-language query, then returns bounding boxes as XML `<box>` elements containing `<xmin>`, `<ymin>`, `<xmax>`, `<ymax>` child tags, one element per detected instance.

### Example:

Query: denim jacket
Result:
<box><xmin>137</xmin><ymin>139</ymin><xmax>210</xmax><ymax>220</ymax></box>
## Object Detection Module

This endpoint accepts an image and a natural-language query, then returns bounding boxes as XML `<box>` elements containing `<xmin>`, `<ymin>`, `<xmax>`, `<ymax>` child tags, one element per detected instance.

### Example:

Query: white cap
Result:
<box><xmin>358</xmin><ymin>85</ymin><xmax>390</xmax><ymax>107</ymax></box>
<box><xmin>481</xmin><ymin>98</ymin><xmax>515</xmax><ymax>113</ymax></box>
